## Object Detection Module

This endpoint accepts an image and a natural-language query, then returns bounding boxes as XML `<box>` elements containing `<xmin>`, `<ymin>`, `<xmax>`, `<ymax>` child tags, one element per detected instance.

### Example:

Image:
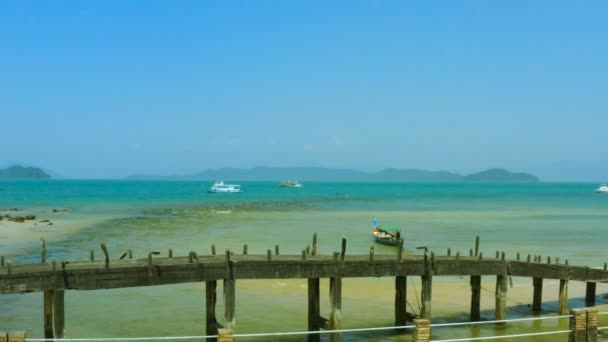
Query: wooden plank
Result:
<box><xmin>394</xmin><ymin>276</ymin><xmax>407</xmax><ymax>326</ymax></box>
<box><xmin>532</xmin><ymin>277</ymin><xmax>543</xmax><ymax>312</ymax></box>
<box><xmin>470</xmin><ymin>275</ymin><xmax>481</xmax><ymax>321</ymax></box>
<box><xmin>307</xmin><ymin>278</ymin><xmax>320</xmax><ymax>342</ymax></box>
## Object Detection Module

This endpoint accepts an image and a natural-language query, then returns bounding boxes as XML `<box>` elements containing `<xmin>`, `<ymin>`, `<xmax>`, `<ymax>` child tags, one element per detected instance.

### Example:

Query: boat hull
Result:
<box><xmin>371</xmin><ymin>229</ymin><xmax>403</xmax><ymax>247</ymax></box>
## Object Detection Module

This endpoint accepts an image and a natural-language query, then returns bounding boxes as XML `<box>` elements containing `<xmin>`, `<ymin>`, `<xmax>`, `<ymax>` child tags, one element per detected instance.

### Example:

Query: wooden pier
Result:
<box><xmin>1</xmin><ymin>236</ymin><xmax>607</xmax><ymax>341</ymax></box>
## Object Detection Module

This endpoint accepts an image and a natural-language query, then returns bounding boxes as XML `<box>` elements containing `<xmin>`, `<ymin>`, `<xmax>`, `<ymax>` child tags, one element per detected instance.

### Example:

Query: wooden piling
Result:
<box><xmin>243</xmin><ymin>244</ymin><xmax>247</xmax><ymax>255</ymax></box>
<box><xmin>559</xmin><ymin>279</ymin><xmax>569</xmax><ymax>315</ymax></box>
<box><xmin>569</xmin><ymin>308</ymin><xmax>586</xmax><ymax>342</ymax></box>
<box><xmin>395</xmin><ymin>276</ymin><xmax>407</xmax><ymax>326</ymax></box>
<box><xmin>53</xmin><ymin>290</ymin><xmax>65</xmax><ymax>338</ymax></box>
<box><xmin>329</xmin><ymin>276</ymin><xmax>342</xmax><ymax>342</ymax></box>
<box><xmin>223</xmin><ymin>278</ymin><xmax>236</xmax><ymax>330</ymax></box>
<box><xmin>495</xmin><ymin>274</ymin><xmax>507</xmax><ymax>321</ymax></box>
<box><xmin>275</xmin><ymin>245</ymin><xmax>280</xmax><ymax>256</ymax></box>
<box><xmin>100</xmin><ymin>242</ymin><xmax>109</xmax><ymax>268</ymax></box>
<box><xmin>211</xmin><ymin>244</ymin><xmax>216</xmax><ymax>255</ymax></box>
<box><xmin>129</xmin><ymin>249</ymin><xmax>133</xmax><ymax>259</ymax></box>
<box><xmin>412</xmin><ymin>319</ymin><xmax>430</xmax><ymax>342</ymax></box>
<box><xmin>90</xmin><ymin>250</ymin><xmax>94</xmax><ymax>262</ymax></box>
<box><xmin>206</xmin><ymin>281</ymin><xmax>219</xmax><ymax>336</ymax></box>
<box><xmin>585</xmin><ymin>282</ymin><xmax>596</xmax><ymax>307</ymax></box>
<box><xmin>532</xmin><ymin>277</ymin><xmax>543</xmax><ymax>312</ymax></box>
<box><xmin>0</xmin><ymin>256</ymin><xmax>4</xmax><ymax>266</ymax></box>
<box><xmin>474</xmin><ymin>236</ymin><xmax>479</xmax><ymax>256</ymax></box>
<box><xmin>308</xmin><ymin>278</ymin><xmax>320</xmax><ymax>342</ymax></box>
<box><xmin>43</xmin><ymin>290</ymin><xmax>54</xmax><ymax>339</ymax></box>
<box><xmin>420</xmin><ymin>275</ymin><xmax>432</xmax><ymax>320</ymax></box>
<box><xmin>470</xmin><ymin>275</ymin><xmax>481</xmax><ymax>321</ymax></box>
<box><xmin>41</xmin><ymin>238</ymin><xmax>46</xmax><ymax>263</ymax></box>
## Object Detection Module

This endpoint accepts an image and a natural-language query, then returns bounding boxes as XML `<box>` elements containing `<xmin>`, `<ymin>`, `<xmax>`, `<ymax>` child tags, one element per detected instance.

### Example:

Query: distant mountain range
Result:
<box><xmin>0</xmin><ymin>165</ymin><xmax>51</xmax><ymax>179</ymax></box>
<box><xmin>127</xmin><ymin>167</ymin><xmax>540</xmax><ymax>183</ymax></box>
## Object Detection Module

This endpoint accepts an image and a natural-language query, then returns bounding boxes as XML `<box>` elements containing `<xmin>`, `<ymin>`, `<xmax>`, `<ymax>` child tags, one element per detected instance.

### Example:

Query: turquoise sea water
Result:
<box><xmin>1</xmin><ymin>180</ymin><xmax>608</xmax><ymax>341</ymax></box>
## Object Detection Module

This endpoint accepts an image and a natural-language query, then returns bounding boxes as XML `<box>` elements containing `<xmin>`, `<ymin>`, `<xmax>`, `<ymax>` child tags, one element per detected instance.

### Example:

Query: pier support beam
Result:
<box><xmin>495</xmin><ymin>275</ymin><xmax>507</xmax><ymax>321</ymax></box>
<box><xmin>43</xmin><ymin>290</ymin><xmax>54</xmax><ymax>339</ymax></box>
<box><xmin>308</xmin><ymin>278</ymin><xmax>320</xmax><ymax>342</ymax></box>
<box><xmin>53</xmin><ymin>290</ymin><xmax>65</xmax><ymax>338</ymax></box>
<box><xmin>559</xmin><ymin>279</ymin><xmax>568</xmax><ymax>315</ymax></box>
<box><xmin>223</xmin><ymin>279</ymin><xmax>236</xmax><ymax>330</ymax></box>
<box><xmin>532</xmin><ymin>277</ymin><xmax>543</xmax><ymax>312</ymax></box>
<box><xmin>43</xmin><ymin>290</ymin><xmax>65</xmax><ymax>339</ymax></box>
<box><xmin>420</xmin><ymin>275</ymin><xmax>432</xmax><ymax>320</ymax></box>
<box><xmin>395</xmin><ymin>276</ymin><xmax>407</xmax><ymax>327</ymax></box>
<box><xmin>329</xmin><ymin>277</ymin><xmax>342</xmax><ymax>342</ymax></box>
<box><xmin>585</xmin><ymin>282</ymin><xmax>596</xmax><ymax>307</ymax></box>
<box><xmin>206</xmin><ymin>281</ymin><xmax>220</xmax><ymax>337</ymax></box>
<box><xmin>470</xmin><ymin>276</ymin><xmax>481</xmax><ymax>321</ymax></box>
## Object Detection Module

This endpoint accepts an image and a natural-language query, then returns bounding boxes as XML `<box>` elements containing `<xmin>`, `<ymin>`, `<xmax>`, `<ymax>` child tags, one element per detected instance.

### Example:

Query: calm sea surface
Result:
<box><xmin>1</xmin><ymin>180</ymin><xmax>607</xmax><ymax>340</ymax></box>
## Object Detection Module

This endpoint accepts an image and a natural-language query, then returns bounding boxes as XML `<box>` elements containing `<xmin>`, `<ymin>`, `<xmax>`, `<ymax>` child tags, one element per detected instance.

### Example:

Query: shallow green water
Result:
<box><xmin>1</xmin><ymin>181</ymin><xmax>608</xmax><ymax>340</ymax></box>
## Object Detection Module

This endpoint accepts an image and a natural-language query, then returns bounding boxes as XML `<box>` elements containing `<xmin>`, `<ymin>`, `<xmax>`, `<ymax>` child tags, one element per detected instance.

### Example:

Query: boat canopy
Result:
<box><xmin>378</xmin><ymin>226</ymin><xmax>400</xmax><ymax>232</ymax></box>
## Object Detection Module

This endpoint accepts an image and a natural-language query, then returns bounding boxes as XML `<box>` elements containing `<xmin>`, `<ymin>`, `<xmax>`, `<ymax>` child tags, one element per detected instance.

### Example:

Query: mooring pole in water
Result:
<box><xmin>474</xmin><ymin>236</ymin><xmax>480</xmax><ymax>256</ymax></box>
<box><xmin>53</xmin><ymin>290</ymin><xmax>65</xmax><ymax>338</ymax></box>
<box><xmin>329</xmin><ymin>276</ymin><xmax>342</xmax><ymax>342</ymax></box>
<box><xmin>43</xmin><ymin>290</ymin><xmax>54</xmax><ymax>339</ymax></box>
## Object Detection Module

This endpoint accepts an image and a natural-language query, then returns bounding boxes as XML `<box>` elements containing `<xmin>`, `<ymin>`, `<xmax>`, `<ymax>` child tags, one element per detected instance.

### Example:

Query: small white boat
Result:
<box><xmin>596</xmin><ymin>184</ymin><xmax>608</xmax><ymax>193</ymax></box>
<box><xmin>280</xmin><ymin>180</ymin><xmax>302</xmax><ymax>188</ymax></box>
<box><xmin>208</xmin><ymin>181</ymin><xmax>242</xmax><ymax>193</ymax></box>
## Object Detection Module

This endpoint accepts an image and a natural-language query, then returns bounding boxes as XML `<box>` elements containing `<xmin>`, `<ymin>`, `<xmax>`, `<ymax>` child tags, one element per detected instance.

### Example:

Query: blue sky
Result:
<box><xmin>1</xmin><ymin>1</ymin><xmax>607</xmax><ymax>180</ymax></box>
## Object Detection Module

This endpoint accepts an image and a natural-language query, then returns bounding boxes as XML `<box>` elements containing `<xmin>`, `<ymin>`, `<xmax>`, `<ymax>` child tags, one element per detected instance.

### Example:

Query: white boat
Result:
<box><xmin>596</xmin><ymin>184</ymin><xmax>608</xmax><ymax>193</ymax></box>
<box><xmin>280</xmin><ymin>180</ymin><xmax>302</xmax><ymax>188</ymax></box>
<box><xmin>208</xmin><ymin>181</ymin><xmax>242</xmax><ymax>193</ymax></box>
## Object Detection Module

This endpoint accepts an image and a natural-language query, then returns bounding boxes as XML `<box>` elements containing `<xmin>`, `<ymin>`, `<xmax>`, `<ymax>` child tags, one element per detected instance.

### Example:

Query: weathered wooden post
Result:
<box><xmin>412</xmin><ymin>319</ymin><xmax>430</xmax><ymax>342</ymax></box>
<box><xmin>41</xmin><ymin>238</ymin><xmax>46</xmax><ymax>263</ymax></box>
<box><xmin>43</xmin><ymin>290</ymin><xmax>54</xmax><ymax>338</ymax></box>
<box><xmin>223</xmin><ymin>250</ymin><xmax>236</xmax><ymax>330</ymax></box>
<box><xmin>586</xmin><ymin>307</ymin><xmax>598</xmax><ymax>342</ymax></box>
<box><xmin>532</xmin><ymin>277</ymin><xmax>543</xmax><ymax>312</ymax></box>
<box><xmin>559</xmin><ymin>279</ymin><xmax>569</xmax><ymax>315</ymax></box>
<box><xmin>474</xmin><ymin>236</ymin><xmax>479</xmax><ymax>256</ymax></box>
<box><xmin>470</xmin><ymin>275</ymin><xmax>481</xmax><ymax>321</ymax></box>
<box><xmin>308</xmin><ymin>278</ymin><xmax>321</xmax><ymax>342</ymax></box>
<box><xmin>420</xmin><ymin>247</ymin><xmax>432</xmax><ymax>320</ymax></box>
<box><xmin>328</xmin><ymin>239</ymin><xmax>345</xmax><ymax>342</ymax></box>
<box><xmin>585</xmin><ymin>282</ymin><xmax>596</xmax><ymax>307</ymax></box>
<box><xmin>569</xmin><ymin>308</ymin><xmax>586</xmax><ymax>342</ymax></box>
<box><xmin>206</xmin><ymin>281</ymin><xmax>219</xmax><ymax>336</ymax></box>
<box><xmin>395</xmin><ymin>276</ymin><xmax>407</xmax><ymax>327</ymax></box>
<box><xmin>495</xmin><ymin>274</ymin><xmax>507</xmax><ymax>321</ymax></box>
<box><xmin>53</xmin><ymin>290</ymin><xmax>65</xmax><ymax>338</ymax></box>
